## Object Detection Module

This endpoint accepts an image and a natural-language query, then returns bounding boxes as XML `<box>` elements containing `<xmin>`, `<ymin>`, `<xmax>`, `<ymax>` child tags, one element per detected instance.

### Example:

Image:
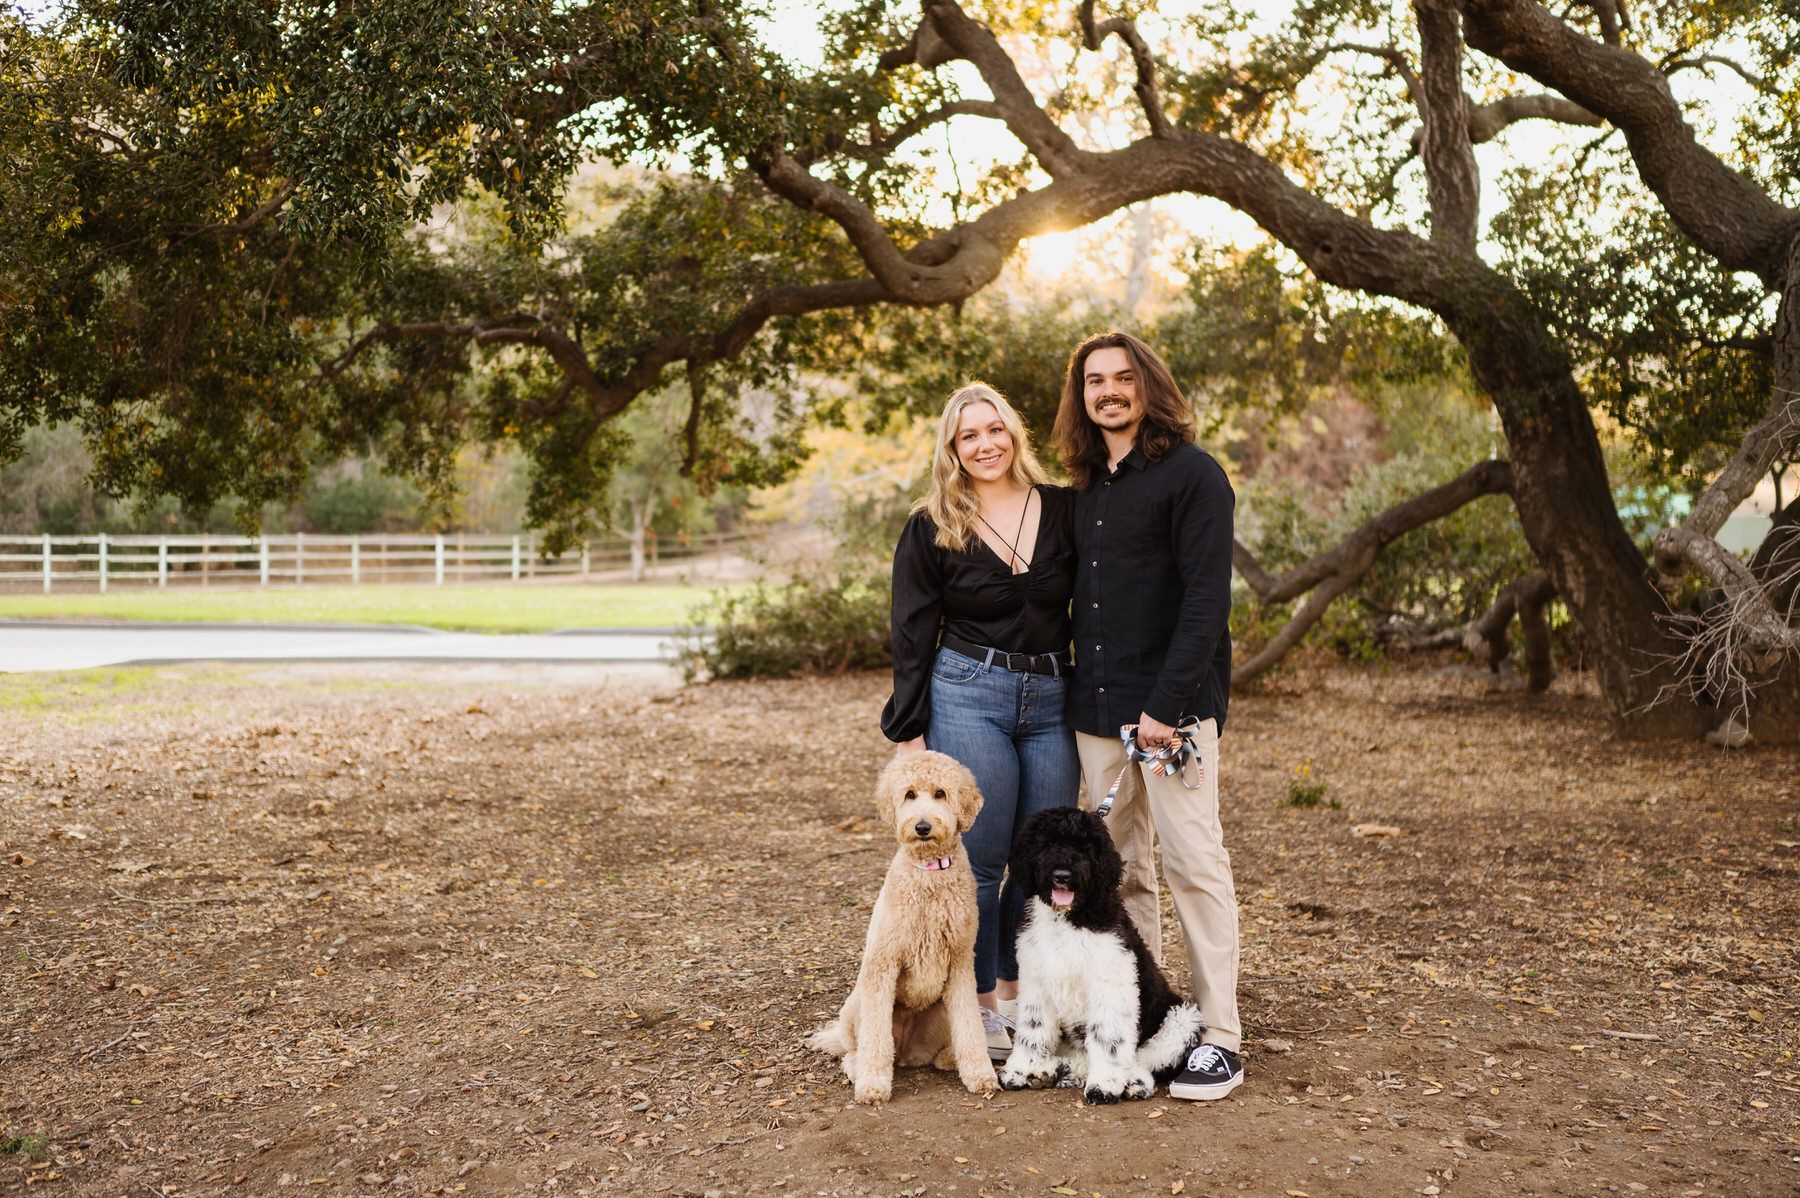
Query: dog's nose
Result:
<box><xmin>1051</xmin><ymin>868</ymin><xmax>1072</xmax><ymax>888</ymax></box>
<box><xmin>913</xmin><ymin>819</ymin><xmax>934</xmax><ymax>838</ymax></box>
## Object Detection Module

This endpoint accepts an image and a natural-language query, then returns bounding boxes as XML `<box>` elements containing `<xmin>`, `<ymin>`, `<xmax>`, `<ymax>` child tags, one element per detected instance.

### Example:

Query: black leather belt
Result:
<box><xmin>939</xmin><ymin>633</ymin><xmax>1070</xmax><ymax>677</ymax></box>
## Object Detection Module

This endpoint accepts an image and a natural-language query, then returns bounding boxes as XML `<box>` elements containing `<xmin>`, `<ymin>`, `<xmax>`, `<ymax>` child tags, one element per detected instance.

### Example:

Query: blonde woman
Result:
<box><xmin>880</xmin><ymin>382</ymin><xmax>1079</xmax><ymax>1061</ymax></box>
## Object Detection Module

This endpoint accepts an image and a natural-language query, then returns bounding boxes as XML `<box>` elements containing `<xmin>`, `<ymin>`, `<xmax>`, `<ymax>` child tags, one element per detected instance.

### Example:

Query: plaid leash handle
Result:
<box><xmin>1096</xmin><ymin>723</ymin><xmax>1206</xmax><ymax>817</ymax></box>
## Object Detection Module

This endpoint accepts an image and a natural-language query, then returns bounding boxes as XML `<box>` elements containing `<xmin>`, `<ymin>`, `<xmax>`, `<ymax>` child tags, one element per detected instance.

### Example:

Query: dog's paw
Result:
<box><xmin>853</xmin><ymin>1079</ymin><xmax>892</xmax><ymax>1105</ymax></box>
<box><xmin>1122</xmin><ymin>1071</ymin><xmax>1154</xmax><ymax>1101</ymax></box>
<box><xmin>1082</xmin><ymin>1083</ymin><xmax>1124</xmax><ymax>1105</ymax></box>
<box><xmin>962</xmin><ymin>1064</ymin><xmax>999</xmax><ymax>1096</ymax></box>
<box><xmin>998</xmin><ymin>1065</ymin><xmax>1054</xmax><ymax>1091</ymax></box>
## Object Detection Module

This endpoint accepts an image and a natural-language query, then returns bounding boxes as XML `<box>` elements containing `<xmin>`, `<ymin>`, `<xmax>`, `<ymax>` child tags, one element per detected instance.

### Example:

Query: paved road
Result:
<box><xmin>0</xmin><ymin>620</ymin><xmax>680</xmax><ymax>672</ymax></box>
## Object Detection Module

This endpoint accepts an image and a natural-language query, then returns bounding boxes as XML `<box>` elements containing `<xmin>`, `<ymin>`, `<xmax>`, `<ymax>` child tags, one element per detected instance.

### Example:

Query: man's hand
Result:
<box><xmin>895</xmin><ymin>736</ymin><xmax>926</xmax><ymax>756</ymax></box>
<box><xmin>1135</xmin><ymin>713</ymin><xmax>1177</xmax><ymax>750</ymax></box>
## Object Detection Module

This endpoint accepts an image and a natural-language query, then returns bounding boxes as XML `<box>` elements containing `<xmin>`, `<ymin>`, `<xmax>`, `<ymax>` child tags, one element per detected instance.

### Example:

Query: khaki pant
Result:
<box><xmin>1076</xmin><ymin>719</ymin><xmax>1240</xmax><ymax>1053</ymax></box>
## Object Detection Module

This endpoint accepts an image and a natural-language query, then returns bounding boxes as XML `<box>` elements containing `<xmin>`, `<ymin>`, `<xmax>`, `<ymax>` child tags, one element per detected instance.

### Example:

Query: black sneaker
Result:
<box><xmin>1167</xmin><ymin>1044</ymin><xmax>1243</xmax><ymax>1101</ymax></box>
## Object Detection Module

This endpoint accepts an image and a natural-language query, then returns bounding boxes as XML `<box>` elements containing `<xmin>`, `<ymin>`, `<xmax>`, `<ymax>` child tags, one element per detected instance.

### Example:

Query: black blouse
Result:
<box><xmin>880</xmin><ymin>485</ymin><xmax>1077</xmax><ymax>742</ymax></box>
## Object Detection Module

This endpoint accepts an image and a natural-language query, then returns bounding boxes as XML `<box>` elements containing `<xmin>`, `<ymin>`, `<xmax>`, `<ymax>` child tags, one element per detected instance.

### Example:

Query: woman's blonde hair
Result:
<box><xmin>915</xmin><ymin>381</ymin><xmax>1048</xmax><ymax>552</ymax></box>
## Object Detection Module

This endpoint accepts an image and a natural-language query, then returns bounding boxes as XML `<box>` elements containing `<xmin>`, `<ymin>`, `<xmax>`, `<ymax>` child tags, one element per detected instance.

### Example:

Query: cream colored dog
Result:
<box><xmin>806</xmin><ymin>751</ymin><xmax>999</xmax><ymax>1103</ymax></box>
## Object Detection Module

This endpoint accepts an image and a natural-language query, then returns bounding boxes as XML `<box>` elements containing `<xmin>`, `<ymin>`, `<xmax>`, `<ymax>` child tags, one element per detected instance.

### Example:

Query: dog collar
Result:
<box><xmin>915</xmin><ymin>856</ymin><xmax>954</xmax><ymax>871</ymax></box>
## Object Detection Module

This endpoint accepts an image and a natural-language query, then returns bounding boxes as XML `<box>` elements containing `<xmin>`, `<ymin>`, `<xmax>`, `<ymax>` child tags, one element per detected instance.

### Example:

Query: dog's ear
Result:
<box><xmin>1010</xmin><ymin>816</ymin><xmax>1041</xmax><ymax>894</ymax></box>
<box><xmin>1090</xmin><ymin>815</ymin><xmax>1124</xmax><ymax>894</ymax></box>
<box><xmin>874</xmin><ymin>756</ymin><xmax>905</xmax><ymax>827</ymax></box>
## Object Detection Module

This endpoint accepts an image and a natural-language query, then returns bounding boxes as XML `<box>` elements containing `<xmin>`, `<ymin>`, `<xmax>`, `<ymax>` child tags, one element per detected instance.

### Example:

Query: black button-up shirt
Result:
<box><xmin>881</xmin><ymin>486</ymin><xmax>1078</xmax><ymax>742</ymax></box>
<box><xmin>1068</xmin><ymin>442</ymin><xmax>1234</xmax><ymax>737</ymax></box>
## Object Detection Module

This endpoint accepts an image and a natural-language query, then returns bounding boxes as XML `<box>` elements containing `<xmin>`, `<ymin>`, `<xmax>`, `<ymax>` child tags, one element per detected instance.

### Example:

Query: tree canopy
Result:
<box><xmin>3</xmin><ymin>0</ymin><xmax>1798</xmax><ymax>737</ymax></box>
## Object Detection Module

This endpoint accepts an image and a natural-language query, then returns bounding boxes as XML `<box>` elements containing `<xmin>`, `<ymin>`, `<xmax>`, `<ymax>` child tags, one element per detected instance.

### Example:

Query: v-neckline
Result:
<box><xmin>974</xmin><ymin>485</ymin><xmax>1041</xmax><ymax>576</ymax></box>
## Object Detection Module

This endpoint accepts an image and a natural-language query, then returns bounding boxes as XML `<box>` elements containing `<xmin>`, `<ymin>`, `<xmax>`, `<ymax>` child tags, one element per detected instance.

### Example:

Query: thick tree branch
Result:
<box><xmin>681</xmin><ymin>362</ymin><xmax>706</xmax><ymax>478</ymax></box>
<box><xmin>1408</xmin><ymin>91</ymin><xmax>1601</xmax><ymax>153</ymax></box>
<box><xmin>1414</xmin><ymin>0</ymin><xmax>1481</xmax><ymax>254</ymax></box>
<box><xmin>1234</xmin><ymin>568</ymin><xmax>1367</xmax><ymax>683</ymax></box>
<box><xmin>1463</xmin><ymin>571</ymin><xmax>1557</xmax><ymax>690</ymax></box>
<box><xmin>1459</xmin><ymin>0</ymin><xmax>1799</xmax><ymax>286</ymax></box>
<box><xmin>1235</xmin><ymin>459</ymin><xmax>1515</xmax><ymax>604</ymax></box>
<box><xmin>1231</xmin><ymin>460</ymin><xmax>1515</xmax><ymax>682</ymax></box>
<box><xmin>1076</xmin><ymin>0</ymin><xmax>1173</xmax><ymax>138</ymax></box>
<box><xmin>921</xmin><ymin>1</ymin><xmax>1087</xmax><ymax>177</ymax></box>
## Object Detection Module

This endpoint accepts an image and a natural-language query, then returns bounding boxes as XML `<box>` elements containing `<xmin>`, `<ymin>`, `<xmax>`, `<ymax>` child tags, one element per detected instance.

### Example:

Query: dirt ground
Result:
<box><xmin>1</xmin><ymin>659</ymin><xmax>1795</xmax><ymax>1197</ymax></box>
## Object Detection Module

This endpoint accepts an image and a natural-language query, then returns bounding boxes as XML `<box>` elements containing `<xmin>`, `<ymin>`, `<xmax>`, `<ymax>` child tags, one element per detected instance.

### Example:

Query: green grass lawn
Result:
<box><xmin>0</xmin><ymin>583</ymin><xmax>737</xmax><ymax>633</ymax></box>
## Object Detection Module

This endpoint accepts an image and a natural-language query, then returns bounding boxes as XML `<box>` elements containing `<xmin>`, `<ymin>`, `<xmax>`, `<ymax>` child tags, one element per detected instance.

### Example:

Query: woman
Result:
<box><xmin>880</xmin><ymin>381</ymin><xmax>1079</xmax><ymax>1061</ymax></box>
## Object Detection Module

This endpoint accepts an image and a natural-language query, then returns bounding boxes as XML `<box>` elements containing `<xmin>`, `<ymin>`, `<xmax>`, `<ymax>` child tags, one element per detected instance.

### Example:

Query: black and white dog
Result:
<box><xmin>998</xmin><ymin>807</ymin><xmax>1205</xmax><ymax>1103</ymax></box>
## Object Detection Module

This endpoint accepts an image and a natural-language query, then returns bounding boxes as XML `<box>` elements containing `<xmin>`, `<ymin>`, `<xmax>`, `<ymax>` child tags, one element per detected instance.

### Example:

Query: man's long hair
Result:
<box><xmin>1052</xmin><ymin>331</ymin><xmax>1196</xmax><ymax>489</ymax></box>
<box><xmin>917</xmin><ymin>381</ymin><xmax>1049</xmax><ymax>551</ymax></box>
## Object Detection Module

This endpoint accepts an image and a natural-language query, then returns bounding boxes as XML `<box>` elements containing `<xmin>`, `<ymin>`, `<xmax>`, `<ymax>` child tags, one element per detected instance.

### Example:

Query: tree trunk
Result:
<box><xmin>628</xmin><ymin>499</ymin><xmax>648</xmax><ymax>583</ymax></box>
<box><xmin>1434</xmin><ymin>267</ymin><xmax>1710</xmax><ymax>738</ymax></box>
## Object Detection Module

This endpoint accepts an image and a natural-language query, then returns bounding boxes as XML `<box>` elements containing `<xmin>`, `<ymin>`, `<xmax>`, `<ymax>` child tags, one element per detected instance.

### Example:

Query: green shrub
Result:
<box><xmin>0</xmin><ymin>1132</ymin><xmax>48</xmax><ymax>1160</ymax></box>
<box><xmin>676</xmin><ymin>563</ymin><xmax>892</xmax><ymax>681</ymax></box>
<box><xmin>1285</xmin><ymin>761</ymin><xmax>1335</xmax><ymax>808</ymax></box>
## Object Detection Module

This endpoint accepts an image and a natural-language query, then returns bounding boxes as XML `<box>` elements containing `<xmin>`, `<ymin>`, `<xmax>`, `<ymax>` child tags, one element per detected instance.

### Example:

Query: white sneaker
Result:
<box><xmin>980</xmin><ymin>1007</ymin><xmax>1015</xmax><ymax>1061</ymax></box>
<box><xmin>998</xmin><ymin>997</ymin><xmax>1019</xmax><ymax>1022</ymax></box>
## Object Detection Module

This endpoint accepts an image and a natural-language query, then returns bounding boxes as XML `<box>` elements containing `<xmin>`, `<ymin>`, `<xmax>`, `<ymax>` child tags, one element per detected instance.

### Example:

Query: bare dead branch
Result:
<box><xmin>1654</xmin><ymin>523</ymin><xmax>1800</xmax><ymax>655</ymax></box>
<box><xmin>1682</xmin><ymin>388</ymin><xmax>1800</xmax><ymax>541</ymax></box>
<box><xmin>1643</xmin><ymin>542</ymin><xmax>1800</xmax><ymax>736</ymax></box>
<box><xmin>1076</xmin><ymin>0</ymin><xmax>1173</xmax><ymax>138</ymax></box>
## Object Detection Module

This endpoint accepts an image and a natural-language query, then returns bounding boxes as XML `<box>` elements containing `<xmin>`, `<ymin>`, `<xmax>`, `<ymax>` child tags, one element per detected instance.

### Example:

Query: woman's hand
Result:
<box><xmin>895</xmin><ymin>736</ymin><xmax>927</xmax><ymax>756</ymax></box>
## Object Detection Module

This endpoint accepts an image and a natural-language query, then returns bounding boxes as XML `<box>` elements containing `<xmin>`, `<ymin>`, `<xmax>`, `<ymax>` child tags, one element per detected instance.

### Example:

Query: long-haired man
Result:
<box><xmin>1052</xmin><ymin>330</ymin><xmax>1244</xmax><ymax>1101</ymax></box>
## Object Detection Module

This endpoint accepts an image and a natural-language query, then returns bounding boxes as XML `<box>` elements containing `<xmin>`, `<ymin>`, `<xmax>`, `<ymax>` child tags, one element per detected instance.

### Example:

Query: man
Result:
<box><xmin>1050</xmin><ymin>330</ymin><xmax>1242</xmax><ymax>1101</ymax></box>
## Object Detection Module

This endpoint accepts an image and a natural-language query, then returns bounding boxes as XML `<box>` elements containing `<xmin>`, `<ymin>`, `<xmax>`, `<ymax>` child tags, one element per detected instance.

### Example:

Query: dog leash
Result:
<box><xmin>1096</xmin><ymin>723</ymin><xmax>1206</xmax><ymax>817</ymax></box>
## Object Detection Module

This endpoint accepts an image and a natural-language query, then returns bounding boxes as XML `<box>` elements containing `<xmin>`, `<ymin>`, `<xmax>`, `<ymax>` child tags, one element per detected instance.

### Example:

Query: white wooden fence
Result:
<box><xmin>0</xmin><ymin>531</ymin><xmax>749</xmax><ymax>592</ymax></box>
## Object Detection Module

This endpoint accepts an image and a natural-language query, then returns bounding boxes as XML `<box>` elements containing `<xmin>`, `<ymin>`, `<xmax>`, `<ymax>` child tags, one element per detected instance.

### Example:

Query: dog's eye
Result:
<box><xmin>904</xmin><ymin>789</ymin><xmax>916</xmax><ymax>801</ymax></box>
<box><xmin>934</xmin><ymin>789</ymin><xmax>946</xmax><ymax>799</ymax></box>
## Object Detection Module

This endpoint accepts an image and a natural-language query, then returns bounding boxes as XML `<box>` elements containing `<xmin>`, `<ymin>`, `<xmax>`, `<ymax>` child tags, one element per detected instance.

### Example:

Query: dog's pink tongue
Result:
<box><xmin>1051</xmin><ymin>887</ymin><xmax>1074</xmax><ymax>908</ymax></box>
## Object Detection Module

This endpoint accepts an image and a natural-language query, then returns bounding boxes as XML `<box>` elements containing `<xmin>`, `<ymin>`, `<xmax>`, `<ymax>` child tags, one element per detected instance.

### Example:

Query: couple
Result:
<box><xmin>880</xmin><ymin>331</ymin><xmax>1243</xmax><ymax>1103</ymax></box>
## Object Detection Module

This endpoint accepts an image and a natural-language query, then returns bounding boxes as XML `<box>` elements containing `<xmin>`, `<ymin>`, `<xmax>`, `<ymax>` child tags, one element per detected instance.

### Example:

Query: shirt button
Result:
<box><xmin>1095</xmin><ymin>520</ymin><xmax>1102</xmax><ymax>526</ymax></box>
<box><xmin>1091</xmin><ymin>602</ymin><xmax>1099</xmax><ymax>608</ymax></box>
<box><xmin>1098</xmin><ymin>687</ymin><xmax>1105</xmax><ymax>694</ymax></box>
<box><xmin>1091</xmin><ymin>561</ymin><xmax>1098</xmax><ymax>567</ymax></box>
<box><xmin>1094</xmin><ymin>644</ymin><xmax>1102</xmax><ymax>651</ymax></box>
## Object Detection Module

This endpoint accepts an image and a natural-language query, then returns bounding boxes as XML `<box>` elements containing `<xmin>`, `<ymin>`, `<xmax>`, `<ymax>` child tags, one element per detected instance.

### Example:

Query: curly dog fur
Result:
<box><xmin>805</xmin><ymin>751</ymin><xmax>999</xmax><ymax>1104</ymax></box>
<box><xmin>999</xmin><ymin>807</ymin><xmax>1205</xmax><ymax>1103</ymax></box>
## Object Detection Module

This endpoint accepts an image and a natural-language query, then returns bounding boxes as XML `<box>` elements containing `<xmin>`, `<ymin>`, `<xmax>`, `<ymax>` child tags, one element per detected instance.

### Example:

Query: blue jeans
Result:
<box><xmin>926</xmin><ymin>646</ymin><xmax>1079</xmax><ymax>993</ymax></box>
